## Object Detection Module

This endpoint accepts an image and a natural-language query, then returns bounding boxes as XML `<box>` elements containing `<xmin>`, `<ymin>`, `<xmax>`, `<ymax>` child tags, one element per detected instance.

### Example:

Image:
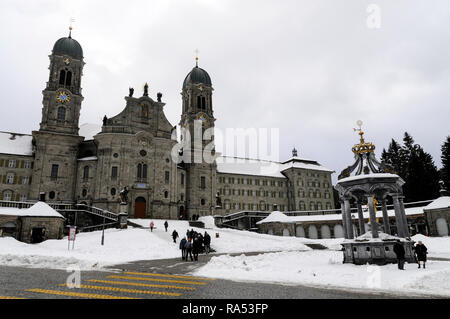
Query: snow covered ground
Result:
<box><xmin>1</xmin><ymin>216</ymin><xmax>449</xmax><ymax>296</ymax></box>
<box><xmin>193</xmin><ymin>250</ymin><xmax>450</xmax><ymax>297</ymax></box>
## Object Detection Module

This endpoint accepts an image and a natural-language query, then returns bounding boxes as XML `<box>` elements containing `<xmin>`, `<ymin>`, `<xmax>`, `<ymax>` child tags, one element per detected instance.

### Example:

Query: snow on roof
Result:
<box><xmin>79</xmin><ymin>123</ymin><xmax>101</xmax><ymax>141</ymax></box>
<box><xmin>0</xmin><ymin>132</ymin><xmax>33</xmax><ymax>156</ymax></box>
<box><xmin>257</xmin><ymin>206</ymin><xmax>424</xmax><ymax>224</ymax></box>
<box><xmin>216</xmin><ymin>156</ymin><xmax>334</xmax><ymax>178</ymax></box>
<box><xmin>0</xmin><ymin>202</ymin><xmax>64</xmax><ymax>218</ymax></box>
<box><xmin>353</xmin><ymin>231</ymin><xmax>404</xmax><ymax>242</ymax></box>
<box><xmin>78</xmin><ymin>156</ymin><xmax>98</xmax><ymax>161</ymax></box>
<box><xmin>424</xmin><ymin>196</ymin><xmax>450</xmax><ymax>210</ymax></box>
<box><xmin>336</xmin><ymin>173</ymin><xmax>400</xmax><ymax>184</ymax></box>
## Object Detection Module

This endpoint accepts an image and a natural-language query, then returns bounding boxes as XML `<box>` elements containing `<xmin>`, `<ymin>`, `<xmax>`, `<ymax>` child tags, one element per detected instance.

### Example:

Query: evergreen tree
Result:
<box><xmin>441</xmin><ymin>136</ymin><xmax>450</xmax><ymax>192</ymax></box>
<box><xmin>381</xmin><ymin>132</ymin><xmax>440</xmax><ymax>202</ymax></box>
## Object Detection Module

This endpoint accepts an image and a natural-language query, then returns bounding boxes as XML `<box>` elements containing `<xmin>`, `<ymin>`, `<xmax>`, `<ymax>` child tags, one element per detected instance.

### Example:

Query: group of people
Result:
<box><xmin>393</xmin><ymin>240</ymin><xmax>428</xmax><ymax>270</ymax></box>
<box><xmin>148</xmin><ymin>220</ymin><xmax>212</xmax><ymax>262</ymax></box>
<box><xmin>179</xmin><ymin>230</ymin><xmax>212</xmax><ymax>262</ymax></box>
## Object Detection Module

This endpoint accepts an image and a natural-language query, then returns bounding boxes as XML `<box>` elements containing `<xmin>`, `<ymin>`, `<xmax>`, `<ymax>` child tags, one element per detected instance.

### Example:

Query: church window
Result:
<box><xmin>299</xmin><ymin>201</ymin><xmax>306</xmax><ymax>210</ymax></box>
<box><xmin>49</xmin><ymin>191</ymin><xmax>56</xmax><ymax>200</ymax></box>
<box><xmin>143</xmin><ymin>164</ymin><xmax>148</xmax><ymax>179</ymax></box>
<box><xmin>165</xmin><ymin>191</ymin><xmax>169</xmax><ymax>199</ymax></box>
<box><xmin>111</xmin><ymin>166</ymin><xmax>118</xmax><ymax>180</ymax></box>
<box><xmin>111</xmin><ymin>188</ymin><xmax>116</xmax><ymax>196</ymax></box>
<box><xmin>57</xmin><ymin>107</ymin><xmax>66</xmax><ymax>122</ymax></box>
<box><xmin>326</xmin><ymin>202</ymin><xmax>332</xmax><ymax>210</ymax></box>
<box><xmin>24</xmin><ymin>161</ymin><xmax>32</xmax><ymax>169</ymax></box>
<box><xmin>140</xmin><ymin>150</ymin><xmax>147</xmax><ymax>157</ymax></box>
<box><xmin>137</xmin><ymin>164</ymin><xmax>142</xmax><ymax>179</ymax></box>
<box><xmin>82</xmin><ymin>189</ymin><xmax>87</xmax><ymax>197</ymax></box>
<box><xmin>202</xmin><ymin>97</ymin><xmax>206</xmax><ymax>110</ymax></box>
<box><xmin>310</xmin><ymin>202</ymin><xmax>315</xmax><ymax>210</ymax></box>
<box><xmin>22</xmin><ymin>176</ymin><xmax>29</xmax><ymax>185</ymax></box>
<box><xmin>201</xmin><ymin>176</ymin><xmax>206</xmax><ymax>189</ymax></box>
<box><xmin>165</xmin><ymin>171</ymin><xmax>170</xmax><ymax>184</ymax></box>
<box><xmin>59</xmin><ymin>70</ymin><xmax>66</xmax><ymax>85</ymax></box>
<box><xmin>201</xmin><ymin>199</ymin><xmax>206</xmax><ymax>206</ymax></box>
<box><xmin>65</xmin><ymin>71</ymin><xmax>72</xmax><ymax>86</ymax></box>
<box><xmin>83</xmin><ymin>166</ymin><xmax>89</xmax><ymax>180</ymax></box>
<box><xmin>181</xmin><ymin>174</ymin><xmax>185</xmax><ymax>185</ymax></box>
<box><xmin>51</xmin><ymin>164</ymin><xmax>59</xmax><ymax>180</ymax></box>
<box><xmin>317</xmin><ymin>202</ymin><xmax>323</xmax><ymax>210</ymax></box>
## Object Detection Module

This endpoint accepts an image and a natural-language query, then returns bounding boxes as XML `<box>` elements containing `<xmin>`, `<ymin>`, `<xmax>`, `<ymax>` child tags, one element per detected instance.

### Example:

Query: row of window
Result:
<box><xmin>0</xmin><ymin>191</ymin><xmax>27</xmax><ymax>202</ymax></box>
<box><xmin>298</xmin><ymin>202</ymin><xmax>333</xmax><ymax>211</ymax></box>
<box><xmin>0</xmin><ymin>159</ymin><xmax>32</xmax><ymax>169</ymax></box>
<box><xmin>223</xmin><ymin>203</ymin><xmax>287</xmax><ymax>212</ymax></box>
<box><xmin>0</xmin><ymin>174</ymin><xmax>31</xmax><ymax>185</ymax></box>
<box><xmin>218</xmin><ymin>176</ymin><xmax>286</xmax><ymax>187</ymax></box>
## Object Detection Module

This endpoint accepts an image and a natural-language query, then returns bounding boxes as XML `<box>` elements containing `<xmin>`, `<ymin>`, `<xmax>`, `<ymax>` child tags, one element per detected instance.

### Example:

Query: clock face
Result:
<box><xmin>198</xmin><ymin>115</ymin><xmax>207</xmax><ymax>124</ymax></box>
<box><xmin>63</xmin><ymin>58</ymin><xmax>71</xmax><ymax>65</ymax></box>
<box><xmin>57</xmin><ymin>91</ymin><xmax>71</xmax><ymax>103</ymax></box>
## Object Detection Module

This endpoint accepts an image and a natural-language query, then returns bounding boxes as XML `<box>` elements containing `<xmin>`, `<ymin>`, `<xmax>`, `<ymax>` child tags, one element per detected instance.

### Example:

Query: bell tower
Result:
<box><xmin>179</xmin><ymin>56</ymin><xmax>217</xmax><ymax>218</ymax></box>
<box><xmin>30</xmin><ymin>28</ymin><xmax>85</xmax><ymax>203</ymax></box>
<box><xmin>39</xmin><ymin>26</ymin><xmax>84</xmax><ymax>135</ymax></box>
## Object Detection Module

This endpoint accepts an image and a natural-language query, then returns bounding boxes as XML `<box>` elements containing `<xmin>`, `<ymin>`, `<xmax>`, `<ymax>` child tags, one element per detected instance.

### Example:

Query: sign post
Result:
<box><xmin>68</xmin><ymin>226</ymin><xmax>76</xmax><ymax>250</ymax></box>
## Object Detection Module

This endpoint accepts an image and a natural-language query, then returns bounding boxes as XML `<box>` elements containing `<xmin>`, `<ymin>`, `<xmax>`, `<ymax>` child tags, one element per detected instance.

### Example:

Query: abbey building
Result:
<box><xmin>0</xmin><ymin>32</ymin><xmax>335</xmax><ymax>219</ymax></box>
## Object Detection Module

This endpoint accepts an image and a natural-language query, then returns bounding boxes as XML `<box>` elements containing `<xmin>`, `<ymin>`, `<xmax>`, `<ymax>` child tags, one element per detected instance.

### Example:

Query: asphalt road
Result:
<box><xmin>0</xmin><ymin>252</ymin><xmax>421</xmax><ymax>300</ymax></box>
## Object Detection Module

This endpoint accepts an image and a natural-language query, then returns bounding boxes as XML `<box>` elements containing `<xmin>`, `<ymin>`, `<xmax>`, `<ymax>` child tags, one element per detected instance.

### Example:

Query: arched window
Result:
<box><xmin>310</xmin><ymin>202</ymin><xmax>315</xmax><ymax>210</ymax></box>
<box><xmin>317</xmin><ymin>202</ymin><xmax>323</xmax><ymax>210</ymax></box>
<box><xmin>201</xmin><ymin>97</ymin><xmax>206</xmax><ymax>110</ymax></box>
<box><xmin>142</xmin><ymin>164</ymin><xmax>147</xmax><ymax>179</ymax></box>
<box><xmin>137</xmin><ymin>164</ymin><xmax>142</xmax><ymax>178</ymax></box>
<box><xmin>83</xmin><ymin>166</ymin><xmax>89</xmax><ymax>180</ymax></box>
<box><xmin>65</xmin><ymin>71</ymin><xmax>72</xmax><ymax>86</ymax></box>
<box><xmin>57</xmin><ymin>107</ymin><xmax>66</xmax><ymax>122</ymax></box>
<box><xmin>197</xmin><ymin>96</ymin><xmax>201</xmax><ymax>108</ymax></box>
<box><xmin>59</xmin><ymin>70</ymin><xmax>66</xmax><ymax>85</ymax></box>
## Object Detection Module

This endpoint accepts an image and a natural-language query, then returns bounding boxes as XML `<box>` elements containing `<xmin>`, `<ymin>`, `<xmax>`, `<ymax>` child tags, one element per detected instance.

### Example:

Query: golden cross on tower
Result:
<box><xmin>195</xmin><ymin>49</ymin><xmax>199</xmax><ymax>67</ymax></box>
<box><xmin>69</xmin><ymin>17</ymin><xmax>75</xmax><ymax>37</ymax></box>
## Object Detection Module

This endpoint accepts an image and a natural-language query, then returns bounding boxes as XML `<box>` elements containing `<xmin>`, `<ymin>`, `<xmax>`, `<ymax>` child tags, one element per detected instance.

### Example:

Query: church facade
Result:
<box><xmin>0</xmin><ymin>32</ymin><xmax>335</xmax><ymax>219</ymax></box>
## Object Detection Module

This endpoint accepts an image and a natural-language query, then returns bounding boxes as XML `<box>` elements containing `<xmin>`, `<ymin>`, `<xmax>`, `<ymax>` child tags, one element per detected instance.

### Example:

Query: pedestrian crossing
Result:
<box><xmin>18</xmin><ymin>270</ymin><xmax>214</xmax><ymax>299</ymax></box>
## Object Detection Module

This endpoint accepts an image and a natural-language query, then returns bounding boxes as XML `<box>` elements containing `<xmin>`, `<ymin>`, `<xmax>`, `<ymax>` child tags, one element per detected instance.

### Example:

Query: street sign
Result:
<box><xmin>68</xmin><ymin>226</ymin><xmax>76</xmax><ymax>250</ymax></box>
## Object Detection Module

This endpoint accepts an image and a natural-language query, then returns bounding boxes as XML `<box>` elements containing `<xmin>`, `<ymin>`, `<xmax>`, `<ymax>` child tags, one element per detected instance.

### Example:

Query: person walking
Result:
<box><xmin>204</xmin><ymin>231</ymin><xmax>211</xmax><ymax>254</ymax></box>
<box><xmin>164</xmin><ymin>221</ymin><xmax>169</xmax><ymax>232</ymax></box>
<box><xmin>172</xmin><ymin>230</ymin><xmax>179</xmax><ymax>243</ymax></box>
<box><xmin>393</xmin><ymin>240</ymin><xmax>406</xmax><ymax>270</ymax></box>
<box><xmin>414</xmin><ymin>241</ymin><xmax>428</xmax><ymax>269</ymax></box>
<box><xmin>179</xmin><ymin>237</ymin><xmax>187</xmax><ymax>261</ymax></box>
<box><xmin>150</xmin><ymin>221</ymin><xmax>154</xmax><ymax>232</ymax></box>
<box><xmin>193</xmin><ymin>235</ymin><xmax>201</xmax><ymax>261</ymax></box>
<box><xmin>185</xmin><ymin>238</ymin><xmax>193</xmax><ymax>261</ymax></box>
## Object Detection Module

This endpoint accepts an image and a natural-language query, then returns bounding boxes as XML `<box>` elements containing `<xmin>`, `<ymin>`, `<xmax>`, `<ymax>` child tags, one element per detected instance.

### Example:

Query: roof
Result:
<box><xmin>53</xmin><ymin>36</ymin><xmax>83</xmax><ymax>59</ymax></box>
<box><xmin>336</xmin><ymin>173</ymin><xmax>400</xmax><ymax>184</ymax></box>
<box><xmin>0</xmin><ymin>202</ymin><xmax>64</xmax><ymax>218</ymax></box>
<box><xmin>183</xmin><ymin>66</ymin><xmax>212</xmax><ymax>89</ymax></box>
<box><xmin>424</xmin><ymin>196</ymin><xmax>450</xmax><ymax>210</ymax></box>
<box><xmin>0</xmin><ymin>132</ymin><xmax>33</xmax><ymax>156</ymax></box>
<box><xmin>216</xmin><ymin>156</ymin><xmax>334</xmax><ymax>178</ymax></box>
<box><xmin>257</xmin><ymin>206</ymin><xmax>424</xmax><ymax>224</ymax></box>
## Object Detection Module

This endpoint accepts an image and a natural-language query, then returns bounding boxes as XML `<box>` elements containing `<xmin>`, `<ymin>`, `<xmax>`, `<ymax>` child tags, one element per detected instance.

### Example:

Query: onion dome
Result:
<box><xmin>52</xmin><ymin>29</ymin><xmax>83</xmax><ymax>59</ymax></box>
<box><xmin>182</xmin><ymin>56</ymin><xmax>212</xmax><ymax>89</ymax></box>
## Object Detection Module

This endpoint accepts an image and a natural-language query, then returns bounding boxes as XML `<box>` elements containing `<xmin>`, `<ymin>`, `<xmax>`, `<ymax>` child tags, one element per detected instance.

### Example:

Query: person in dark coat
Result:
<box><xmin>204</xmin><ymin>232</ymin><xmax>211</xmax><ymax>254</ymax></box>
<box><xmin>192</xmin><ymin>235</ymin><xmax>201</xmax><ymax>261</ymax></box>
<box><xmin>179</xmin><ymin>237</ymin><xmax>187</xmax><ymax>261</ymax></box>
<box><xmin>172</xmin><ymin>230</ymin><xmax>179</xmax><ymax>243</ymax></box>
<box><xmin>414</xmin><ymin>241</ymin><xmax>428</xmax><ymax>268</ymax></box>
<box><xmin>185</xmin><ymin>239</ymin><xmax>193</xmax><ymax>261</ymax></box>
<box><xmin>393</xmin><ymin>240</ymin><xmax>406</xmax><ymax>270</ymax></box>
<box><xmin>164</xmin><ymin>221</ymin><xmax>169</xmax><ymax>232</ymax></box>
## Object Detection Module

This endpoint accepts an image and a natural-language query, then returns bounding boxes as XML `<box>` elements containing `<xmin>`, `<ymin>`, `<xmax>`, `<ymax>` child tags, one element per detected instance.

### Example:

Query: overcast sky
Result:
<box><xmin>0</xmin><ymin>0</ymin><xmax>449</xmax><ymax>183</ymax></box>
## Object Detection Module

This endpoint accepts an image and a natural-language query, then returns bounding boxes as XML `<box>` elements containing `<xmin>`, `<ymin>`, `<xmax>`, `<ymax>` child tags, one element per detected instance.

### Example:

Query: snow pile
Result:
<box><xmin>257</xmin><ymin>211</ymin><xmax>291</xmax><ymax>224</ymax></box>
<box><xmin>0</xmin><ymin>228</ymin><xmax>181</xmax><ymax>270</ymax></box>
<box><xmin>424</xmin><ymin>197</ymin><xmax>450</xmax><ymax>210</ymax></box>
<box><xmin>194</xmin><ymin>250</ymin><xmax>450</xmax><ymax>297</ymax></box>
<box><xmin>353</xmin><ymin>231</ymin><xmax>402</xmax><ymax>242</ymax></box>
<box><xmin>199</xmin><ymin>216</ymin><xmax>216</xmax><ymax>229</ymax></box>
<box><xmin>0</xmin><ymin>202</ymin><xmax>63</xmax><ymax>218</ymax></box>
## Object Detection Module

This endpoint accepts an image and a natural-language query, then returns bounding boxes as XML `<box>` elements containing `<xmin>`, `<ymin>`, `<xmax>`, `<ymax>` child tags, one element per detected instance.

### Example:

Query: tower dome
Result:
<box><xmin>52</xmin><ymin>34</ymin><xmax>83</xmax><ymax>60</ymax></box>
<box><xmin>183</xmin><ymin>65</ymin><xmax>212</xmax><ymax>89</ymax></box>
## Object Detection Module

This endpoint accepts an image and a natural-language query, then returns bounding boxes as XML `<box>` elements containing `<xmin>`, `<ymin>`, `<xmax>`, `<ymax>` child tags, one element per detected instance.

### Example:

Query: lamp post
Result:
<box><xmin>101</xmin><ymin>214</ymin><xmax>105</xmax><ymax>246</ymax></box>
